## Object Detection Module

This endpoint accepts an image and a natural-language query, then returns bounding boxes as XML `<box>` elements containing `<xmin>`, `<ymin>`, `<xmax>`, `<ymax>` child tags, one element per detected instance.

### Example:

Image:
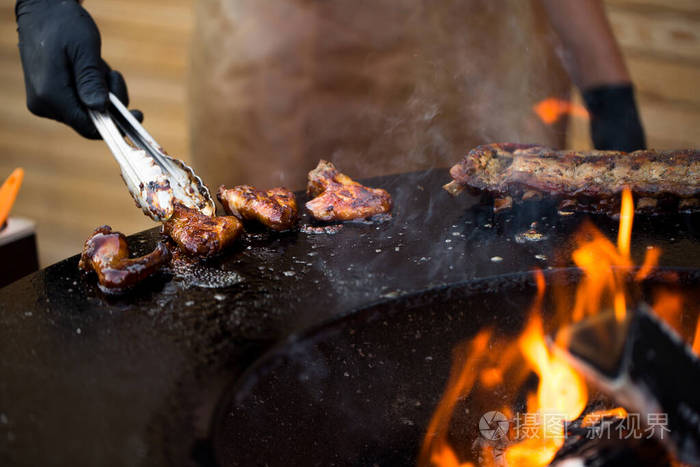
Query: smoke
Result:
<box><xmin>190</xmin><ymin>0</ymin><xmax>571</xmax><ymax>190</ymax></box>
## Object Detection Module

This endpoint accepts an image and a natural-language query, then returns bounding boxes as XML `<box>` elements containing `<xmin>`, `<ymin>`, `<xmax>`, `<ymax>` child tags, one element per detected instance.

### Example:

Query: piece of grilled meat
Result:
<box><xmin>305</xmin><ymin>160</ymin><xmax>392</xmax><ymax>221</ymax></box>
<box><xmin>162</xmin><ymin>204</ymin><xmax>243</xmax><ymax>257</ymax></box>
<box><xmin>217</xmin><ymin>185</ymin><xmax>297</xmax><ymax>231</ymax></box>
<box><xmin>79</xmin><ymin>225</ymin><xmax>170</xmax><ymax>293</ymax></box>
<box><xmin>445</xmin><ymin>143</ymin><xmax>700</xmax><ymax>214</ymax></box>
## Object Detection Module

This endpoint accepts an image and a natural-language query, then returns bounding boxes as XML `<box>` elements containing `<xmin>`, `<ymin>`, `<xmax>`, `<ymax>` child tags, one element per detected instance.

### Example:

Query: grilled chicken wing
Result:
<box><xmin>217</xmin><ymin>185</ymin><xmax>298</xmax><ymax>231</ymax></box>
<box><xmin>162</xmin><ymin>204</ymin><xmax>243</xmax><ymax>257</ymax></box>
<box><xmin>305</xmin><ymin>160</ymin><xmax>392</xmax><ymax>221</ymax></box>
<box><xmin>79</xmin><ymin>225</ymin><xmax>170</xmax><ymax>293</ymax></box>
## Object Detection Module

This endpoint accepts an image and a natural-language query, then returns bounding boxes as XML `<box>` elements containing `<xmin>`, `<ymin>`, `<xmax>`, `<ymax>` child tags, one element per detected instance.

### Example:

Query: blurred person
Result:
<box><xmin>16</xmin><ymin>0</ymin><xmax>645</xmax><ymax>190</ymax></box>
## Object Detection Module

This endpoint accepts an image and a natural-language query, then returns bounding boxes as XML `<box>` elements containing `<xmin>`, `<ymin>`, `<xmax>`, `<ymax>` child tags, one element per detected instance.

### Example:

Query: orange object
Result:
<box><xmin>533</xmin><ymin>97</ymin><xmax>589</xmax><ymax>125</ymax></box>
<box><xmin>0</xmin><ymin>168</ymin><xmax>24</xmax><ymax>228</ymax></box>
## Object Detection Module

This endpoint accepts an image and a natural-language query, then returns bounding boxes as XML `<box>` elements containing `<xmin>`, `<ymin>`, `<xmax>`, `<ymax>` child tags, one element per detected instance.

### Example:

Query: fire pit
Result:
<box><xmin>213</xmin><ymin>192</ymin><xmax>700</xmax><ymax>467</ymax></box>
<box><xmin>211</xmin><ymin>268</ymin><xmax>699</xmax><ymax>466</ymax></box>
<box><xmin>212</xmin><ymin>270</ymin><xmax>698</xmax><ymax>464</ymax></box>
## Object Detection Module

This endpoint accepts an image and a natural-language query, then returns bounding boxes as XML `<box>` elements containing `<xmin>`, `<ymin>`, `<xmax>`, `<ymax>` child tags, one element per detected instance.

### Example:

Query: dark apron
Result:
<box><xmin>189</xmin><ymin>0</ymin><xmax>569</xmax><ymax>190</ymax></box>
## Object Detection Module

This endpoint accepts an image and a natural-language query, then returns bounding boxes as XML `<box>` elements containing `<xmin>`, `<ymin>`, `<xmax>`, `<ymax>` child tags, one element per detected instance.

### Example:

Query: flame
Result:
<box><xmin>423</xmin><ymin>188</ymin><xmax>694</xmax><ymax>466</ymax></box>
<box><xmin>617</xmin><ymin>189</ymin><xmax>634</xmax><ymax>258</ymax></box>
<box><xmin>501</xmin><ymin>270</ymin><xmax>587</xmax><ymax>467</ymax></box>
<box><xmin>419</xmin><ymin>330</ymin><xmax>492</xmax><ymax>466</ymax></box>
<box><xmin>635</xmin><ymin>247</ymin><xmax>662</xmax><ymax>281</ymax></box>
<box><xmin>570</xmin><ymin>224</ymin><xmax>632</xmax><ymax>323</ymax></box>
<box><xmin>651</xmin><ymin>290</ymin><xmax>700</xmax><ymax>357</ymax></box>
<box><xmin>520</xmin><ymin>316</ymin><xmax>587</xmax><ymax>422</ymax></box>
<box><xmin>479</xmin><ymin>272</ymin><xmax>546</xmax><ymax>390</ymax></box>
<box><xmin>569</xmin><ymin>189</ymin><xmax>638</xmax><ymax>324</ymax></box>
<box><xmin>521</xmin><ymin>271</ymin><xmax>586</xmax><ymax>424</ymax></box>
<box><xmin>652</xmin><ymin>290</ymin><xmax>684</xmax><ymax>335</ymax></box>
<box><xmin>504</xmin><ymin>315</ymin><xmax>588</xmax><ymax>466</ymax></box>
<box><xmin>533</xmin><ymin>98</ymin><xmax>589</xmax><ymax>125</ymax></box>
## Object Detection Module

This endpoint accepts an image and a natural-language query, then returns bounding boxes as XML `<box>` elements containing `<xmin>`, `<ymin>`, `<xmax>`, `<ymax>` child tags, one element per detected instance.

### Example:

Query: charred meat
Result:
<box><xmin>444</xmin><ymin>143</ymin><xmax>700</xmax><ymax>214</ymax></box>
<box><xmin>79</xmin><ymin>225</ymin><xmax>170</xmax><ymax>293</ymax></box>
<box><xmin>217</xmin><ymin>185</ymin><xmax>297</xmax><ymax>231</ymax></box>
<box><xmin>162</xmin><ymin>204</ymin><xmax>243</xmax><ymax>257</ymax></box>
<box><xmin>305</xmin><ymin>160</ymin><xmax>392</xmax><ymax>221</ymax></box>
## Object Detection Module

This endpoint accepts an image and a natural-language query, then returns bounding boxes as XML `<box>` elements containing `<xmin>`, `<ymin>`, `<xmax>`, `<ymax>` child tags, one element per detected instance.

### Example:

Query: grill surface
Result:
<box><xmin>213</xmin><ymin>270</ymin><xmax>700</xmax><ymax>466</ymax></box>
<box><xmin>0</xmin><ymin>168</ymin><xmax>698</xmax><ymax>466</ymax></box>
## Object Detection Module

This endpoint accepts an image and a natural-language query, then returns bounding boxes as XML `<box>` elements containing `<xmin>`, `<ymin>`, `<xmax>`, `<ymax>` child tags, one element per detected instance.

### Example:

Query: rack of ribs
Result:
<box><xmin>305</xmin><ymin>160</ymin><xmax>392</xmax><ymax>221</ymax></box>
<box><xmin>444</xmin><ymin>143</ymin><xmax>699</xmax><ymax>214</ymax></box>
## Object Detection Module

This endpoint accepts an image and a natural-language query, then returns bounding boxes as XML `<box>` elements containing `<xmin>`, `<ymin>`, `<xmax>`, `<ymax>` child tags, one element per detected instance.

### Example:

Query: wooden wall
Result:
<box><xmin>568</xmin><ymin>0</ymin><xmax>700</xmax><ymax>149</ymax></box>
<box><xmin>1</xmin><ymin>0</ymin><xmax>698</xmax><ymax>267</ymax></box>
<box><xmin>0</xmin><ymin>0</ymin><xmax>194</xmax><ymax>266</ymax></box>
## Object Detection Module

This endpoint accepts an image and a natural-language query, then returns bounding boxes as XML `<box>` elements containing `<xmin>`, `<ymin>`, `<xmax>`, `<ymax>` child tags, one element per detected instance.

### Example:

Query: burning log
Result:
<box><xmin>556</xmin><ymin>305</ymin><xmax>700</xmax><ymax>465</ymax></box>
<box><xmin>550</xmin><ymin>410</ymin><xmax>672</xmax><ymax>467</ymax></box>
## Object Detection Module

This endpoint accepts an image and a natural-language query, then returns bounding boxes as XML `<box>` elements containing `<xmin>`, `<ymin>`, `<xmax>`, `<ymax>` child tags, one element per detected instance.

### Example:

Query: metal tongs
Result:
<box><xmin>89</xmin><ymin>93</ymin><xmax>215</xmax><ymax>222</ymax></box>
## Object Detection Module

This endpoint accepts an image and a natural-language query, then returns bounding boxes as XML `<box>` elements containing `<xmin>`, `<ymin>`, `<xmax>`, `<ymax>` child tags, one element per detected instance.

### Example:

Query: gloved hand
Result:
<box><xmin>582</xmin><ymin>84</ymin><xmax>646</xmax><ymax>153</ymax></box>
<box><xmin>15</xmin><ymin>0</ymin><xmax>142</xmax><ymax>139</ymax></box>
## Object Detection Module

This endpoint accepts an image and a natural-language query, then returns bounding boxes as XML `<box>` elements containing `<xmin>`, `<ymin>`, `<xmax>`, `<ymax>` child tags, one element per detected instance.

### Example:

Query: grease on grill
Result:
<box><xmin>300</xmin><ymin>224</ymin><xmax>344</xmax><ymax>235</ymax></box>
<box><xmin>346</xmin><ymin>213</ymin><xmax>393</xmax><ymax>224</ymax></box>
<box><xmin>167</xmin><ymin>257</ymin><xmax>243</xmax><ymax>289</ymax></box>
<box><xmin>514</xmin><ymin>222</ymin><xmax>548</xmax><ymax>244</ymax></box>
<box><xmin>163</xmin><ymin>238</ymin><xmax>243</xmax><ymax>288</ymax></box>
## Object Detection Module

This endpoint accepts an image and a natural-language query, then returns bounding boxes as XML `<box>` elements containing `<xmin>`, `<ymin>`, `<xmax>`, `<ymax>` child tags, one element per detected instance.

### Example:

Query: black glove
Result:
<box><xmin>582</xmin><ymin>84</ymin><xmax>646</xmax><ymax>153</ymax></box>
<box><xmin>16</xmin><ymin>0</ymin><xmax>142</xmax><ymax>139</ymax></box>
